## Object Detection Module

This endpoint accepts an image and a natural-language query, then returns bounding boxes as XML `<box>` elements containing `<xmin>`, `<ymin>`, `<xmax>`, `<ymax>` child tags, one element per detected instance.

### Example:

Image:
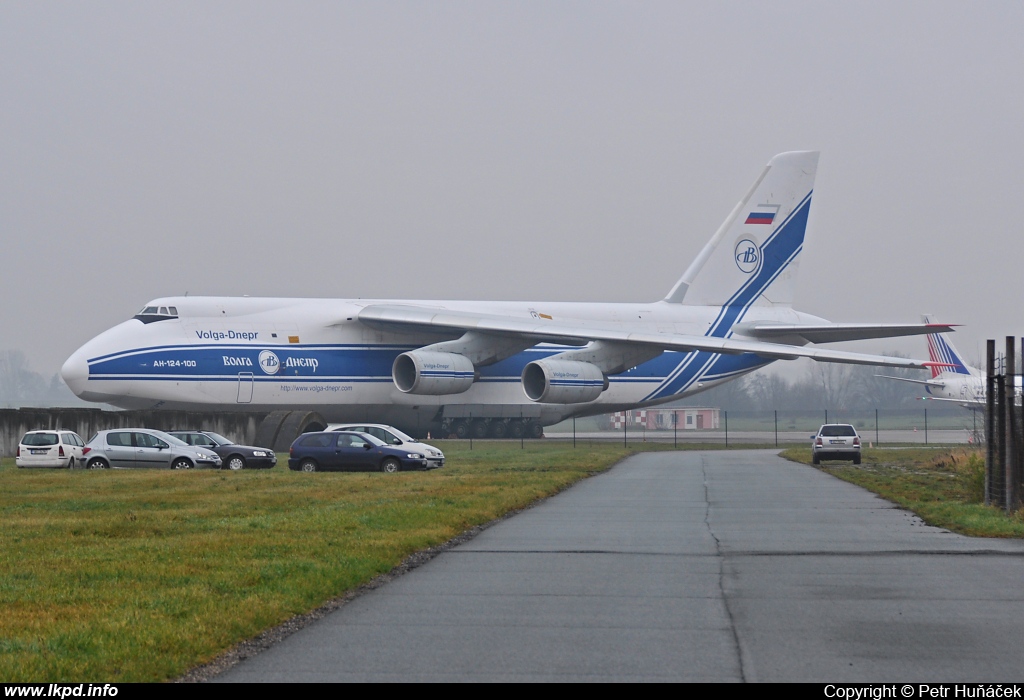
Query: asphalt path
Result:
<box><xmin>214</xmin><ymin>450</ymin><xmax>1024</xmax><ymax>682</ymax></box>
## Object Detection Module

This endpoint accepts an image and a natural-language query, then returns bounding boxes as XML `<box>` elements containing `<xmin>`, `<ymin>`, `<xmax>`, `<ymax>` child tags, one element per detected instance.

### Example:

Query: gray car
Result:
<box><xmin>80</xmin><ymin>428</ymin><xmax>222</xmax><ymax>470</ymax></box>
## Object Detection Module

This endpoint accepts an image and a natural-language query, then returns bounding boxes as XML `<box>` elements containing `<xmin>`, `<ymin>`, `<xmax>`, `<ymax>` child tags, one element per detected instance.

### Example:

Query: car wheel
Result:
<box><xmin>87</xmin><ymin>458</ymin><xmax>109</xmax><ymax>470</ymax></box>
<box><xmin>812</xmin><ymin>454</ymin><xmax>820</xmax><ymax>465</ymax></box>
<box><xmin>67</xmin><ymin>457</ymin><xmax>76</xmax><ymax>469</ymax></box>
<box><xmin>226</xmin><ymin>455</ymin><xmax>246</xmax><ymax>471</ymax></box>
<box><xmin>853</xmin><ymin>455</ymin><xmax>861</xmax><ymax>465</ymax></box>
<box><xmin>172</xmin><ymin>458</ymin><xmax>193</xmax><ymax>470</ymax></box>
<box><xmin>381</xmin><ymin>457</ymin><xmax>400</xmax><ymax>474</ymax></box>
<box><xmin>300</xmin><ymin>459</ymin><xmax>317</xmax><ymax>473</ymax></box>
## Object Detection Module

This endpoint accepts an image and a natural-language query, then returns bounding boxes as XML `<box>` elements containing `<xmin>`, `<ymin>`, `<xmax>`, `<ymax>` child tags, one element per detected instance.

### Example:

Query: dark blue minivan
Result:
<box><xmin>288</xmin><ymin>431</ymin><xmax>428</xmax><ymax>473</ymax></box>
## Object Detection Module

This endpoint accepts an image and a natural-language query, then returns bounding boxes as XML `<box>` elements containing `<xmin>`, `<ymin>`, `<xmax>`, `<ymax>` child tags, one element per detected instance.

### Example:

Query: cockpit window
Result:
<box><xmin>134</xmin><ymin>305</ymin><xmax>180</xmax><ymax>324</ymax></box>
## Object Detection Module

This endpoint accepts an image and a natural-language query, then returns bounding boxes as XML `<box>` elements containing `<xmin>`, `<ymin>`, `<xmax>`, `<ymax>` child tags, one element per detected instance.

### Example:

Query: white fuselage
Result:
<box><xmin>61</xmin><ymin>295</ymin><xmax>824</xmax><ymax>428</ymax></box>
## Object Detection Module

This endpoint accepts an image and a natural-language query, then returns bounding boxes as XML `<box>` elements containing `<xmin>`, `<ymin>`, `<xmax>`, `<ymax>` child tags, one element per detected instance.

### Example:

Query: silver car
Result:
<box><xmin>327</xmin><ymin>423</ymin><xmax>445</xmax><ymax>468</ymax></box>
<box><xmin>811</xmin><ymin>424</ymin><xmax>861</xmax><ymax>465</ymax></box>
<box><xmin>80</xmin><ymin>428</ymin><xmax>222</xmax><ymax>470</ymax></box>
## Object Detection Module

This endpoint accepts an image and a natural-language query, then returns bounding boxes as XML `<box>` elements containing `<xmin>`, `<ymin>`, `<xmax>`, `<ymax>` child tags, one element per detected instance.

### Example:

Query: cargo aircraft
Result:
<box><xmin>62</xmin><ymin>151</ymin><xmax>953</xmax><ymax>440</ymax></box>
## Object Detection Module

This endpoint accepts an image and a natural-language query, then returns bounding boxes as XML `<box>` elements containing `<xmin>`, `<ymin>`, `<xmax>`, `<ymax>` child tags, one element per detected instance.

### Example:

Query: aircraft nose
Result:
<box><xmin>61</xmin><ymin>350</ymin><xmax>89</xmax><ymax>397</ymax></box>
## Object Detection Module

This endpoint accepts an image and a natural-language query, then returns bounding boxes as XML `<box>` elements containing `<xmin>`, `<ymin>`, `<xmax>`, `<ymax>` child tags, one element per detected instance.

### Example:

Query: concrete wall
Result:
<box><xmin>0</xmin><ymin>408</ymin><xmax>265</xmax><ymax>458</ymax></box>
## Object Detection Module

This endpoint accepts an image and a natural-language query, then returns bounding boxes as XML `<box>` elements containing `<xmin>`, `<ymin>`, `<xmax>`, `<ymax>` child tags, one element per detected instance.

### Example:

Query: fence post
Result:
<box><xmin>1006</xmin><ymin>336</ymin><xmax>1017</xmax><ymax>512</ymax></box>
<box><xmin>924</xmin><ymin>409</ymin><xmax>928</xmax><ymax>445</ymax></box>
<box><xmin>986</xmin><ymin>339</ymin><xmax>996</xmax><ymax>506</ymax></box>
<box><xmin>725</xmin><ymin>410</ymin><xmax>729</xmax><ymax>447</ymax></box>
<box><xmin>875</xmin><ymin>408</ymin><xmax>879</xmax><ymax>447</ymax></box>
<box><xmin>774</xmin><ymin>409</ymin><xmax>778</xmax><ymax>447</ymax></box>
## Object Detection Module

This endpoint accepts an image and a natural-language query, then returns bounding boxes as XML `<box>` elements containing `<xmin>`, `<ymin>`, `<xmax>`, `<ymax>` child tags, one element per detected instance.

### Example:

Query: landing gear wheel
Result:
<box><xmin>381</xmin><ymin>458</ymin><xmax>401</xmax><ymax>474</ymax></box>
<box><xmin>453</xmin><ymin>420</ymin><xmax>471</xmax><ymax>440</ymax></box>
<box><xmin>226</xmin><ymin>456</ymin><xmax>246</xmax><ymax>471</ymax></box>
<box><xmin>471</xmin><ymin>420</ymin><xmax>489</xmax><ymax>439</ymax></box>
<box><xmin>489</xmin><ymin>421</ymin><xmax>508</xmax><ymax>439</ymax></box>
<box><xmin>508</xmin><ymin>420</ymin><xmax>525</xmax><ymax>439</ymax></box>
<box><xmin>300</xmin><ymin>459</ymin><xmax>317</xmax><ymax>472</ymax></box>
<box><xmin>528</xmin><ymin>422</ymin><xmax>544</xmax><ymax>439</ymax></box>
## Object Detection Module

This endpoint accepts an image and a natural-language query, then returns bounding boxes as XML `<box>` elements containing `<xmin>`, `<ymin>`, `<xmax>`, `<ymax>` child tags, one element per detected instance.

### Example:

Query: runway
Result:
<box><xmin>213</xmin><ymin>450</ymin><xmax>1024</xmax><ymax>682</ymax></box>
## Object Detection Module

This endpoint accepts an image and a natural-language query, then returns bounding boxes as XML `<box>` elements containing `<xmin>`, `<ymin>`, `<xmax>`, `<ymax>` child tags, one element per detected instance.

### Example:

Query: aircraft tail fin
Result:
<box><xmin>664</xmin><ymin>150</ymin><xmax>818</xmax><ymax>309</ymax></box>
<box><xmin>922</xmin><ymin>315</ymin><xmax>973</xmax><ymax>378</ymax></box>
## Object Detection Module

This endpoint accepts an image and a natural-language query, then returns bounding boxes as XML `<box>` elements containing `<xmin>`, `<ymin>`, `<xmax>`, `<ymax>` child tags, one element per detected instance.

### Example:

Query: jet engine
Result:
<box><xmin>393</xmin><ymin>351</ymin><xmax>475</xmax><ymax>395</ymax></box>
<box><xmin>521</xmin><ymin>359</ymin><xmax>608</xmax><ymax>404</ymax></box>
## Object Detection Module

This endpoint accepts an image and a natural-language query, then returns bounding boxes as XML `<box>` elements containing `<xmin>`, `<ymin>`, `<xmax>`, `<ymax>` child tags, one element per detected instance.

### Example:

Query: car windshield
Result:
<box><xmin>360</xmin><ymin>433</ymin><xmax>387</xmax><ymax>447</ymax></box>
<box><xmin>201</xmin><ymin>432</ymin><xmax>233</xmax><ymax>446</ymax></box>
<box><xmin>22</xmin><ymin>433</ymin><xmax>58</xmax><ymax>446</ymax></box>
<box><xmin>820</xmin><ymin>425</ymin><xmax>857</xmax><ymax>437</ymax></box>
<box><xmin>386</xmin><ymin>427</ymin><xmax>416</xmax><ymax>442</ymax></box>
<box><xmin>160</xmin><ymin>433</ymin><xmax>190</xmax><ymax>447</ymax></box>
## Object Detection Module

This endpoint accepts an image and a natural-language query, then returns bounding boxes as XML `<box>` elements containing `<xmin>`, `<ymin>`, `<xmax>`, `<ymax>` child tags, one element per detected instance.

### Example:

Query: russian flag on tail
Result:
<box><xmin>745</xmin><ymin>203</ymin><xmax>781</xmax><ymax>225</ymax></box>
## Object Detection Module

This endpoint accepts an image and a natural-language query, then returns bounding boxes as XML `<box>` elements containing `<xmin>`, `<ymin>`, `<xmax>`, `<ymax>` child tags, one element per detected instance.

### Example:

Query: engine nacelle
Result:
<box><xmin>393</xmin><ymin>351</ymin><xmax>475</xmax><ymax>395</ymax></box>
<box><xmin>522</xmin><ymin>360</ymin><xmax>608</xmax><ymax>404</ymax></box>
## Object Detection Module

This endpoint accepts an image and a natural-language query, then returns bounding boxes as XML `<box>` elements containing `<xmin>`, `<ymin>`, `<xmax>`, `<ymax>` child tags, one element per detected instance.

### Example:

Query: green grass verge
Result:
<box><xmin>0</xmin><ymin>441</ymin><xmax>680</xmax><ymax>682</ymax></box>
<box><xmin>781</xmin><ymin>446</ymin><xmax>1024</xmax><ymax>538</ymax></box>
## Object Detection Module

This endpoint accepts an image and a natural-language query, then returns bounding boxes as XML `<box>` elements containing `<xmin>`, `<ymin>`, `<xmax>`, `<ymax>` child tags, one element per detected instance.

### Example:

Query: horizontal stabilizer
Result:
<box><xmin>874</xmin><ymin>375</ymin><xmax>947</xmax><ymax>388</ymax></box>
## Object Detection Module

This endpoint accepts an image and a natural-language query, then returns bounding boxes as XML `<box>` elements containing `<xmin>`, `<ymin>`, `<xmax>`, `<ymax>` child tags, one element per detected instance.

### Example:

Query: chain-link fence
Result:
<box><xmin>545</xmin><ymin>407</ymin><xmax>982</xmax><ymax>446</ymax></box>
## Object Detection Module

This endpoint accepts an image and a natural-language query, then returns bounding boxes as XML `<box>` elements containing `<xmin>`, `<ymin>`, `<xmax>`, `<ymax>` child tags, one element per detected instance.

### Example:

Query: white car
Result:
<box><xmin>326</xmin><ymin>423</ymin><xmax>445</xmax><ymax>469</ymax></box>
<box><xmin>16</xmin><ymin>430</ymin><xmax>86</xmax><ymax>468</ymax></box>
<box><xmin>811</xmin><ymin>424</ymin><xmax>861</xmax><ymax>465</ymax></box>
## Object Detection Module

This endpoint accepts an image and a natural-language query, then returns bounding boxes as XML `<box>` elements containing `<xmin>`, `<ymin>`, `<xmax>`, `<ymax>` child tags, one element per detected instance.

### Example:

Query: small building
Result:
<box><xmin>605</xmin><ymin>407</ymin><xmax>720</xmax><ymax>431</ymax></box>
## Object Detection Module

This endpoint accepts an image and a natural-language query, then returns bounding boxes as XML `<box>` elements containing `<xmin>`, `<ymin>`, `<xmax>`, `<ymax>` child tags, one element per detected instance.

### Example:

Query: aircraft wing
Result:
<box><xmin>741</xmin><ymin>322</ymin><xmax>956</xmax><ymax>344</ymax></box>
<box><xmin>358</xmin><ymin>304</ymin><xmax>943</xmax><ymax>370</ymax></box>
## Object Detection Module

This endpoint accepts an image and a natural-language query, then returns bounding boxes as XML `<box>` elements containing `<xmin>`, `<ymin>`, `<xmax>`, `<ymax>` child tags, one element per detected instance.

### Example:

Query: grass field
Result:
<box><xmin>782</xmin><ymin>446</ymin><xmax>1024</xmax><ymax>538</ymax></box>
<box><xmin>6</xmin><ymin>440</ymin><xmax>1020</xmax><ymax>682</ymax></box>
<box><xmin>0</xmin><ymin>441</ymin><xmax>672</xmax><ymax>682</ymax></box>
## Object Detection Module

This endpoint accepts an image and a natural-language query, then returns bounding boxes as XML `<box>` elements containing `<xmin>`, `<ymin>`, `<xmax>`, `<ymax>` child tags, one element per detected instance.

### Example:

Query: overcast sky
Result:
<box><xmin>2</xmin><ymin>1</ymin><xmax>1022</xmax><ymax>376</ymax></box>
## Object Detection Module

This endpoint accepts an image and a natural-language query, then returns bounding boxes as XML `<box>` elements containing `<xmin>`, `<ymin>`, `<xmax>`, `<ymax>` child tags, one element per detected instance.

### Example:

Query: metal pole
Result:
<box><xmin>674</xmin><ymin>411</ymin><xmax>677</xmax><ymax>448</ymax></box>
<box><xmin>1007</xmin><ymin>336</ymin><xmax>1017</xmax><ymax>512</ymax></box>
<box><xmin>924</xmin><ymin>409</ymin><xmax>928</xmax><ymax>445</ymax></box>
<box><xmin>520</xmin><ymin>408</ymin><xmax>524</xmax><ymax>449</ymax></box>
<box><xmin>573</xmin><ymin>415</ymin><xmax>576</xmax><ymax>448</ymax></box>
<box><xmin>997</xmin><ymin>370</ymin><xmax>1007</xmax><ymax>510</ymax></box>
<box><xmin>725</xmin><ymin>410</ymin><xmax>729</xmax><ymax>447</ymax></box>
<box><xmin>774</xmin><ymin>409</ymin><xmax>778</xmax><ymax>447</ymax></box>
<box><xmin>624</xmin><ymin>411</ymin><xmax>627</xmax><ymax>448</ymax></box>
<box><xmin>469</xmin><ymin>412</ymin><xmax>473</xmax><ymax>451</ymax></box>
<box><xmin>986</xmin><ymin>339</ymin><xmax>996</xmax><ymax>506</ymax></box>
<box><xmin>875</xmin><ymin>408</ymin><xmax>879</xmax><ymax>447</ymax></box>
<box><xmin>825</xmin><ymin>409</ymin><xmax>828</xmax><ymax>425</ymax></box>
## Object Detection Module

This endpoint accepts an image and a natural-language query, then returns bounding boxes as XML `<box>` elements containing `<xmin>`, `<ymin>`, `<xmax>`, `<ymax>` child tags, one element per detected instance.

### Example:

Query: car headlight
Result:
<box><xmin>408</xmin><ymin>453</ymin><xmax>424</xmax><ymax>459</ymax></box>
<box><xmin>252</xmin><ymin>450</ymin><xmax>268</xmax><ymax>457</ymax></box>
